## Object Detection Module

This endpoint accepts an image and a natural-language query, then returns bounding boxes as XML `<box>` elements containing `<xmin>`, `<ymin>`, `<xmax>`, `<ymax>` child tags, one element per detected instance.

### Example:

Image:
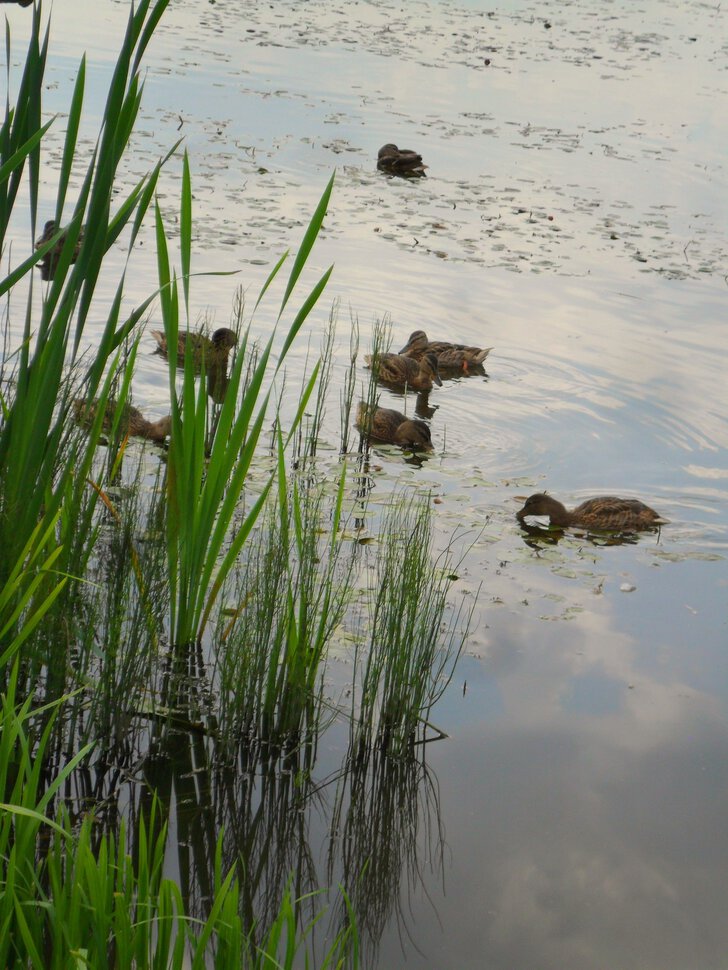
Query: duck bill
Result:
<box><xmin>434</xmin><ymin>373</ymin><xmax>443</xmax><ymax>386</ymax></box>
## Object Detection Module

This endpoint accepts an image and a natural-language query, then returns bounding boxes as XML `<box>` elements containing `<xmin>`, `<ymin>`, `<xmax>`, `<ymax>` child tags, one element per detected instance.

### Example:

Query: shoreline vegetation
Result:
<box><xmin>0</xmin><ymin>3</ymin><xmax>470</xmax><ymax>966</ymax></box>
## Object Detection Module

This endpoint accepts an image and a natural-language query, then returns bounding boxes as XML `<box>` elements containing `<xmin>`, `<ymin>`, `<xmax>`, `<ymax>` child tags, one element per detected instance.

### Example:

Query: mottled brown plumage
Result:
<box><xmin>516</xmin><ymin>493</ymin><xmax>665</xmax><ymax>532</ymax></box>
<box><xmin>356</xmin><ymin>403</ymin><xmax>433</xmax><ymax>450</ymax></box>
<box><xmin>377</xmin><ymin>143</ymin><xmax>427</xmax><ymax>177</ymax></box>
<box><xmin>73</xmin><ymin>398</ymin><xmax>172</xmax><ymax>443</ymax></box>
<box><xmin>399</xmin><ymin>329</ymin><xmax>492</xmax><ymax>373</ymax></box>
<box><xmin>364</xmin><ymin>351</ymin><xmax>442</xmax><ymax>391</ymax></box>
<box><xmin>35</xmin><ymin>220</ymin><xmax>83</xmax><ymax>280</ymax></box>
<box><xmin>150</xmin><ymin>327</ymin><xmax>237</xmax><ymax>366</ymax></box>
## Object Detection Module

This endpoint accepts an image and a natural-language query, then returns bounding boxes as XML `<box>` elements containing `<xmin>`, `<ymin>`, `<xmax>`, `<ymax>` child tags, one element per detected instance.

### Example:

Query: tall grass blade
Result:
<box><xmin>278</xmin><ymin>171</ymin><xmax>334</xmax><ymax>318</ymax></box>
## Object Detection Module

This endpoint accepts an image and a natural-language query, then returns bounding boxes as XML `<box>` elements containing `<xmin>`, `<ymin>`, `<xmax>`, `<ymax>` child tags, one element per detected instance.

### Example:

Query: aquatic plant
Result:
<box><xmin>0</xmin><ymin>0</ymin><xmax>176</xmax><ymax>684</ymax></box>
<box><xmin>0</xmin><ymin>663</ymin><xmax>358</xmax><ymax>968</ymax></box>
<box><xmin>352</xmin><ymin>492</ymin><xmax>472</xmax><ymax>759</ymax></box>
<box><xmin>216</xmin><ymin>456</ymin><xmax>354</xmax><ymax>749</ymax></box>
<box><xmin>156</xmin><ymin>152</ymin><xmax>334</xmax><ymax>650</ymax></box>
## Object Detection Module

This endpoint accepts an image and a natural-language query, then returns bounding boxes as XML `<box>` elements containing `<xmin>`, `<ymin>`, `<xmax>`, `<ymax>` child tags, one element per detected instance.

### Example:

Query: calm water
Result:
<box><xmin>4</xmin><ymin>1</ymin><xmax>728</xmax><ymax>967</ymax></box>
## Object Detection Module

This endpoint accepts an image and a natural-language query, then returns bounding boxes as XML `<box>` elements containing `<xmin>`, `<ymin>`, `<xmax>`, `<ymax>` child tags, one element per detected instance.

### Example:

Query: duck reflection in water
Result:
<box><xmin>206</xmin><ymin>363</ymin><xmax>231</xmax><ymax>404</ymax></box>
<box><xmin>371</xmin><ymin>385</ymin><xmax>437</xmax><ymax>421</ymax></box>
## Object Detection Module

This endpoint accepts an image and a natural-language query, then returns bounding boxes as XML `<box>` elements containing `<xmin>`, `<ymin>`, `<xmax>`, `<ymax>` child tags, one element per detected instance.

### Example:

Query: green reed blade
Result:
<box><xmin>0</xmin><ymin>117</ymin><xmax>51</xmax><ymax>187</ymax></box>
<box><xmin>279</xmin><ymin>171</ymin><xmax>335</xmax><ymax>318</ymax></box>
<box><xmin>55</xmin><ymin>54</ymin><xmax>84</xmax><ymax>221</ymax></box>
<box><xmin>276</xmin><ymin>266</ymin><xmax>333</xmax><ymax>365</ymax></box>
<box><xmin>253</xmin><ymin>250</ymin><xmax>289</xmax><ymax>313</ymax></box>
<box><xmin>180</xmin><ymin>150</ymin><xmax>191</xmax><ymax>319</ymax></box>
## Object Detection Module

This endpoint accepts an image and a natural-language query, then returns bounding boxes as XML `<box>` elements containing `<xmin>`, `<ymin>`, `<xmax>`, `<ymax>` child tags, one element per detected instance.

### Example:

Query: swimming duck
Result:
<box><xmin>516</xmin><ymin>493</ymin><xmax>665</xmax><ymax>532</ymax></box>
<box><xmin>364</xmin><ymin>351</ymin><xmax>442</xmax><ymax>391</ymax></box>
<box><xmin>73</xmin><ymin>398</ymin><xmax>172</xmax><ymax>443</ymax></box>
<box><xmin>399</xmin><ymin>329</ymin><xmax>492</xmax><ymax>373</ymax></box>
<box><xmin>150</xmin><ymin>327</ymin><xmax>237</xmax><ymax>366</ymax></box>
<box><xmin>35</xmin><ymin>220</ymin><xmax>83</xmax><ymax>279</ymax></box>
<box><xmin>356</xmin><ymin>403</ymin><xmax>433</xmax><ymax>450</ymax></box>
<box><xmin>377</xmin><ymin>144</ymin><xmax>427</xmax><ymax>177</ymax></box>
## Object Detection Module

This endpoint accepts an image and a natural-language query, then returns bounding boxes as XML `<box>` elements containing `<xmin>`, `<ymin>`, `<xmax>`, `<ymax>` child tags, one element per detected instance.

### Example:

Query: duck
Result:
<box><xmin>516</xmin><ymin>493</ymin><xmax>665</xmax><ymax>532</ymax></box>
<box><xmin>377</xmin><ymin>144</ymin><xmax>427</xmax><ymax>178</ymax></box>
<box><xmin>399</xmin><ymin>329</ymin><xmax>492</xmax><ymax>373</ymax></box>
<box><xmin>35</xmin><ymin>220</ymin><xmax>83</xmax><ymax>279</ymax></box>
<box><xmin>356</xmin><ymin>403</ymin><xmax>433</xmax><ymax>450</ymax></box>
<box><xmin>150</xmin><ymin>327</ymin><xmax>237</xmax><ymax>366</ymax></box>
<box><xmin>73</xmin><ymin>398</ymin><xmax>172</xmax><ymax>443</ymax></box>
<box><xmin>364</xmin><ymin>351</ymin><xmax>442</xmax><ymax>391</ymax></box>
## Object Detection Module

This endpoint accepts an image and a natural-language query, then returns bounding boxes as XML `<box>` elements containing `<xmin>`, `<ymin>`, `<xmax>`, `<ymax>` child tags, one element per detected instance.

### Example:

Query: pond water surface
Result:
<box><xmin>4</xmin><ymin>1</ymin><xmax>728</xmax><ymax>967</ymax></box>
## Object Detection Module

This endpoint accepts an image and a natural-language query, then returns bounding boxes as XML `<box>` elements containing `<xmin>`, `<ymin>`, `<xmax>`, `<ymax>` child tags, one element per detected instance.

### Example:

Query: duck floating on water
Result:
<box><xmin>150</xmin><ymin>327</ymin><xmax>237</xmax><ymax>366</ymax></box>
<box><xmin>35</xmin><ymin>220</ymin><xmax>83</xmax><ymax>280</ymax></box>
<box><xmin>356</xmin><ymin>403</ymin><xmax>433</xmax><ymax>450</ymax></box>
<box><xmin>377</xmin><ymin>144</ymin><xmax>427</xmax><ymax>178</ymax></box>
<box><xmin>399</xmin><ymin>329</ymin><xmax>492</xmax><ymax>373</ymax></box>
<box><xmin>364</xmin><ymin>351</ymin><xmax>442</xmax><ymax>392</ymax></box>
<box><xmin>73</xmin><ymin>398</ymin><xmax>172</xmax><ymax>444</ymax></box>
<box><xmin>516</xmin><ymin>493</ymin><xmax>665</xmax><ymax>532</ymax></box>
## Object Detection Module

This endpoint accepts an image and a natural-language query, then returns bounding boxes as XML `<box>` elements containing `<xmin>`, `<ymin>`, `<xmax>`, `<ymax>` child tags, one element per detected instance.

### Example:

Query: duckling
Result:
<box><xmin>516</xmin><ymin>493</ymin><xmax>665</xmax><ymax>532</ymax></box>
<box><xmin>35</xmin><ymin>220</ymin><xmax>83</xmax><ymax>280</ymax></box>
<box><xmin>364</xmin><ymin>351</ymin><xmax>442</xmax><ymax>391</ymax></box>
<box><xmin>356</xmin><ymin>403</ymin><xmax>433</xmax><ymax>450</ymax></box>
<box><xmin>399</xmin><ymin>329</ymin><xmax>492</xmax><ymax>373</ymax></box>
<box><xmin>73</xmin><ymin>398</ymin><xmax>172</xmax><ymax>443</ymax></box>
<box><xmin>377</xmin><ymin>143</ymin><xmax>427</xmax><ymax>177</ymax></box>
<box><xmin>150</xmin><ymin>327</ymin><xmax>237</xmax><ymax>366</ymax></box>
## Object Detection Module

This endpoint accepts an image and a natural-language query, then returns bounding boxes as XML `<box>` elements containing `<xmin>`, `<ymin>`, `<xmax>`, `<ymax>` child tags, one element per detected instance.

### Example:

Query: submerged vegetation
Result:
<box><xmin>0</xmin><ymin>1</ymin><xmax>471</xmax><ymax>965</ymax></box>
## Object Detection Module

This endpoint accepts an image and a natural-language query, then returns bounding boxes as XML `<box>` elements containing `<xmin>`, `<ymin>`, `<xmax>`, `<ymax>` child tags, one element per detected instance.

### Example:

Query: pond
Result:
<box><xmin>4</xmin><ymin>0</ymin><xmax>728</xmax><ymax>967</ymax></box>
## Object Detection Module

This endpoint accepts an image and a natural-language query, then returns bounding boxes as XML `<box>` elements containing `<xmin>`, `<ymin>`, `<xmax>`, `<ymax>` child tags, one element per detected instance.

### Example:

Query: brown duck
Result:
<box><xmin>356</xmin><ymin>403</ymin><xmax>433</xmax><ymax>450</ymax></box>
<box><xmin>516</xmin><ymin>493</ymin><xmax>665</xmax><ymax>532</ymax></box>
<box><xmin>35</xmin><ymin>220</ymin><xmax>83</xmax><ymax>280</ymax></box>
<box><xmin>73</xmin><ymin>398</ymin><xmax>172</xmax><ymax>443</ymax></box>
<box><xmin>377</xmin><ymin>144</ymin><xmax>427</xmax><ymax>177</ymax></box>
<box><xmin>399</xmin><ymin>329</ymin><xmax>492</xmax><ymax>373</ymax></box>
<box><xmin>150</xmin><ymin>327</ymin><xmax>237</xmax><ymax>366</ymax></box>
<box><xmin>365</xmin><ymin>351</ymin><xmax>442</xmax><ymax>391</ymax></box>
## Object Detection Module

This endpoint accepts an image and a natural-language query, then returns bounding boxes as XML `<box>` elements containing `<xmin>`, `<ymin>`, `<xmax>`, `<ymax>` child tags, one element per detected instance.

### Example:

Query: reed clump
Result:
<box><xmin>352</xmin><ymin>492</ymin><xmax>472</xmax><ymax>759</ymax></box>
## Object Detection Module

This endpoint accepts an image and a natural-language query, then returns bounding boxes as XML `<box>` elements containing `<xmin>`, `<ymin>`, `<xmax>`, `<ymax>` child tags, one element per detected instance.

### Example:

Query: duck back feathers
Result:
<box><xmin>364</xmin><ymin>351</ymin><xmax>442</xmax><ymax>391</ymax></box>
<box><xmin>150</xmin><ymin>327</ymin><xmax>237</xmax><ymax>364</ymax></box>
<box><xmin>73</xmin><ymin>398</ymin><xmax>171</xmax><ymax>443</ymax></box>
<box><xmin>517</xmin><ymin>493</ymin><xmax>665</xmax><ymax>532</ymax></box>
<box><xmin>377</xmin><ymin>144</ymin><xmax>427</xmax><ymax>177</ymax></box>
<box><xmin>356</xmin><ymin>403</ymin><xmax>432</xmax><ymax>450</ymax></box>
<box><xmin>399</xmin><ymin>329</ymin><xmax>492</xmax><ymax>371</ymax></box>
